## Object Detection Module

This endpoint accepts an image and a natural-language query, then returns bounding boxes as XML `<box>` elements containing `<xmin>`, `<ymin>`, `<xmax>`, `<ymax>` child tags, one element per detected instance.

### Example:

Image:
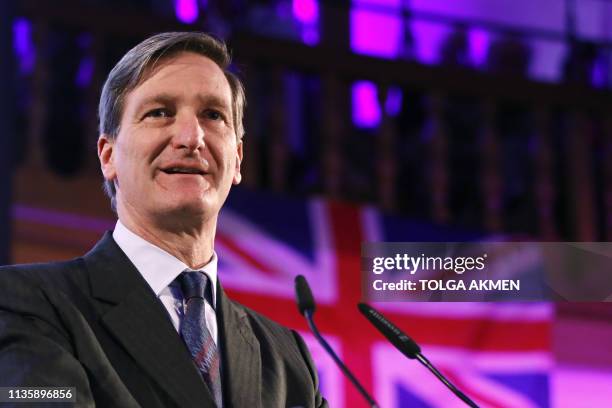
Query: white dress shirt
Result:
<box><xmin>112</xmin><ymin>220</ymin><xmax>219</xmax><ymax>346</ymax></box>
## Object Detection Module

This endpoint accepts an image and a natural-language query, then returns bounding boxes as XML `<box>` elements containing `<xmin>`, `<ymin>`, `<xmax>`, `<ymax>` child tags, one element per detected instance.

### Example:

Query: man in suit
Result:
<box><xmin>0</xmin><ymin>32</ymin><xmax>327</xmax><ymax>408</ymax></box>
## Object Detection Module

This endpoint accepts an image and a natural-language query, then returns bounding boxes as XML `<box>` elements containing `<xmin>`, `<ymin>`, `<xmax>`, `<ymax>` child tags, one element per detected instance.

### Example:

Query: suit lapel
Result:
<box><xmin>84</xmin><ymin>233</ymin><xmax>215</xmax><ymax>408</ymax></box>
<box><xmin>217</xmin><ymin>284</ymin><xmax>262</xmax><ymax>408</ymax></box>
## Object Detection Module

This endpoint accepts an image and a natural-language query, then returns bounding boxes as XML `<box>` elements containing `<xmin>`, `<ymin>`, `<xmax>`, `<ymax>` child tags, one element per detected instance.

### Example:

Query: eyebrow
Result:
<box><xmin>134</xmin><ymin>94</ymin><xmax>175</xmax><ymax>114</ymax></box>
<box><xmin>136</xmin><ymin>93</ymin><xmax>231</xmax><ymax>112</ymax></box>
<box><xmin>137</xmin><ymin>93</ymin><xmax>174</xmax><ymax>107</ymax></box>
<box><xmin>197</xmin><ymin>94</ymin><xmax>232</xmax><ymax>113</ymax></box>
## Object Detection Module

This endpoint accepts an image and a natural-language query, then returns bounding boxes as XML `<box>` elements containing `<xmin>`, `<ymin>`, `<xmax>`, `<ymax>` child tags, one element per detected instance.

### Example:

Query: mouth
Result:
<box><xmin>161</xmin><ymin>166</ymin><xmax>206</xmax><ymax>176</ymax></box>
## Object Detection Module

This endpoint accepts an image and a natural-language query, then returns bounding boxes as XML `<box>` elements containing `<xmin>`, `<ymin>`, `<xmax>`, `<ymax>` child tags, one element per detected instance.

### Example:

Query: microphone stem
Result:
<box><xmin>415</xmin><ymin>353</ymin><xmax>480</xmax><ymax>408</ymax></box>
<box><xmin>305</xmin><ymin>310</ymin><xmax>379</xmax><ymax>408</ymax></box>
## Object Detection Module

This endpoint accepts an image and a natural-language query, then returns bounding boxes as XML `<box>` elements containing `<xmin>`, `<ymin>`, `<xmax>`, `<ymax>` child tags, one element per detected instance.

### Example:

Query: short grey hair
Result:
<box><xmin>98</xmin><ymin>32</ymin><xmax>246</xmax><ymax>211</ymax></box>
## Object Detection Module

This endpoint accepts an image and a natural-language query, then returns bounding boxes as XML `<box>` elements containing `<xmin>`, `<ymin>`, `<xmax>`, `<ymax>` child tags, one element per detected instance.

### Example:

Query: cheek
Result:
<box><xmin>223</xmin><ymin>150</ymin><xmax>239</xmax><ymax>175</ymax></box>
<box><xmin>115</xmin><ymin>147</ymin><xmax>135</xmax><ymax>175</ymax></box>
<box><xmin>209</xmin><ymin>139</ymin><xmax>236</xmax><ymax>168</ymax></box>
<box><xmin>116</xmin><ymin>133</ymin><xmax>158</xmax><ymax>172</ymax></box>
<box><xmin>114</xmin><ymin>147</ymin><xmax>148</xmax><ymax>190</ymax></box>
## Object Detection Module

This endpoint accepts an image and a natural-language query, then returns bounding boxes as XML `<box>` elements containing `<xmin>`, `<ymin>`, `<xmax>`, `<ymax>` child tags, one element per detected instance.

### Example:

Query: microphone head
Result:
<box><xmin>295</xmin><ymin>275</ymin><xmax>316</xmax><ymax>316</ymax></box>
<box><xmin>358</xmin><ymin>303</ymin><xmax>421</xmax><ymax>359</ymax></box>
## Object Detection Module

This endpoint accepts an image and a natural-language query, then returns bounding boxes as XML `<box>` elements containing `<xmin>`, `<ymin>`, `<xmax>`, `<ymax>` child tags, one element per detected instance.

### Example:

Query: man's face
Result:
<box><xmin>98</xmin><ymin>52</ymin><xmax>242</xmax><ymax>224</ymax></box>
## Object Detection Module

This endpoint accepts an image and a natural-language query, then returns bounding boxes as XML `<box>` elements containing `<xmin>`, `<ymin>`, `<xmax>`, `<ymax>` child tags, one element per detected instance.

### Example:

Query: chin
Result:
<box><xmin>159</xmin><ymin>198</ymin><xmax>219</xmax><ymax>222</ymax></box>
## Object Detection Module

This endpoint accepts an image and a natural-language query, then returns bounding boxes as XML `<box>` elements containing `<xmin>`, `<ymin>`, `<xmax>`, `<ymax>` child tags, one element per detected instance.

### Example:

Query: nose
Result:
<box><xmin>171</xmin><ymin>111</ymin><xmax>205</xmax><ymax>152</ymax></box>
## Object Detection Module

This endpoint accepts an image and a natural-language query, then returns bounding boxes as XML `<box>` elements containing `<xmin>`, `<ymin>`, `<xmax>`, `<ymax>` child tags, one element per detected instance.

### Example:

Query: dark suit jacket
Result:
<box><xmin>0</xmin><ymin>233</ymin><xmax>327</xmax><ymax>408</ymax></box>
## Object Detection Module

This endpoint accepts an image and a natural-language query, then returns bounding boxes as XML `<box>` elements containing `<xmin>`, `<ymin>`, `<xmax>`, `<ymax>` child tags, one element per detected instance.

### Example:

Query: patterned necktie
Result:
<box><xmin>178</xmin><ymin>271</ymin><xmax>223</xmax><ymax>407</ymax></box>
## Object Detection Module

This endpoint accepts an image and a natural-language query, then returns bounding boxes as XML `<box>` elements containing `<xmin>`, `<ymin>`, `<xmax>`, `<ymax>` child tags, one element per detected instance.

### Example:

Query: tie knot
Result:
<box><xmin>178</xmin><ymin>271</ymin><xmax>212</xmax><ymax>303</ymax></box>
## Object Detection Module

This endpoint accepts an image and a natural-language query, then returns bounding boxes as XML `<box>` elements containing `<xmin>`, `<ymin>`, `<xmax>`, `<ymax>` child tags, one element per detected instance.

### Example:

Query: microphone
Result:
<box><xmin>294</xmin><ymin>275</ymin><xmax>379</xmax><ymax>408</ymax></box>
<box><xmin>357</xmin><ymin>303</ymin><xmax>421</xmax><ymax>359</ymax></box>
<box><xmin>358</xmin><ymin>303</ymin><xmax>480</xmax><ymax>408</ymax></box>
<box><xmin>295</xmin><ymin>274</ymin><xmax>315</xmax><ymax>316</ymax></box>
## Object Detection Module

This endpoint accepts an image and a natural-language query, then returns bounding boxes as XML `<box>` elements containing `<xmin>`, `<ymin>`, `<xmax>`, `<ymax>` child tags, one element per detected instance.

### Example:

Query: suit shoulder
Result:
<box><xmin>0</xmin><ymin>259</ymin><xmax>81</xmax><ymax>273</ymax></box>
<box><xmin>0</xmin><ymin>259</ymin><xmax>84</xmax><ymax>288</ymax></box>
<box><xmin>0</xmin><ymin>259</ymin><xmax>87</xmax><ymax>314</ymax></box>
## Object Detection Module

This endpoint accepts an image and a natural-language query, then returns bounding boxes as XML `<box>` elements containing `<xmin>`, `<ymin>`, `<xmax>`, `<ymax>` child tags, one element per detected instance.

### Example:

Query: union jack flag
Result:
<box><xmin>216</xmin><ymin>187</ymin><xmax>571</xmax><ymax>407</ymax></box>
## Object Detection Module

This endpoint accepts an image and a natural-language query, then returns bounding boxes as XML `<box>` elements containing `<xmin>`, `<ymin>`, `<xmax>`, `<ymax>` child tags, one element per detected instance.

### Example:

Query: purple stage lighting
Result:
<box><xmin>350</xmin><ymin>9</ymin><xmax>402</xmax><ymax>58</ymax></box>
<box><xmin>13</xmin><ymin>18</ymin><xmax>35</xmax><ymax>75</ymax></box>
<box><xmin>410</xmin><ymin>20</ymin><xmax>451</xmax><ymax>65</ymax></box>
<box><xmin>293</xmin><ymin>0</ymin><xmax>318</xmax><ymax>25</ymax></box>
<box><xmin>352</xmin><ymin>81</ymin><xmax>381</xmax><ymax>128</ymax></box>
<box><xmin>468</xmin><ymin>27</ymin><xmax>491</xmax><ymax>68</ymax></box>
<box><xmin>175</xmin><ymin>0</ymin><xmax>199</xmax><ymax>24</ymax></box>
<box><xmin>384</xmin><ymin>87</ymin><xmax>402</xmax><ymax>117</ymax></box>
<box><xmin>75</xmin><ymin>57</ymin><xmax>94</xmax><ymax>88</ymax></box>
<box><xmin>591</xmin><ymin>58</ymin><xmax>607</xmax><ymax>88</ymax></box>
<box><xmin>302</xmin><ymin>26</ymin><xmax>319</xmax><ymax>46</ymax></box>
<box><xmin>293</xmin><ymin>0</ymin><xmax>320</xmax><ymax>45</ymax></box>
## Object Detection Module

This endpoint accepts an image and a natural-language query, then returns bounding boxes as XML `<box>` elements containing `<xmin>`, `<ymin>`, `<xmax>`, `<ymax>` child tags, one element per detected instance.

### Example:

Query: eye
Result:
<box><xmin>204</xmin><ymin>109</ymin><xmax>224</xmax><ymax>121</ymax></box>
<box><xmin>143</xmin><ymin>108</ymin><xmax>172</xmax><ymax>119</ymax></box>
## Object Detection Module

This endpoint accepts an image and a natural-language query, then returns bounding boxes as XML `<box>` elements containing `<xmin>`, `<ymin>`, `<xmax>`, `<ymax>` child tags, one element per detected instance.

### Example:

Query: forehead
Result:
<box><xmin>126</xmin><ymin>51</ymin><xmax>232</xmax><ymax>106</ymax></box>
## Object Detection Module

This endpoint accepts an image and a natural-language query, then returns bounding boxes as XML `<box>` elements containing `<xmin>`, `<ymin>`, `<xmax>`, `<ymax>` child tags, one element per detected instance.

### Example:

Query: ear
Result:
<box><xmin>98</xmin><ymin>134</ymin><xmax>117</xmax><ymax>183</ymax></box>
<box><xmin>232</xmin><ymin>141</ymin><xmax>243</xmax><ymax>185</ymax></box>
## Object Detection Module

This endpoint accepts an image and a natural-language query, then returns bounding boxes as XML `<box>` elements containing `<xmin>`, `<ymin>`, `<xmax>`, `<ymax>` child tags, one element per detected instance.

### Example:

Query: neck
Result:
<box><xmin>117</xmin><ymin>204</ymin><xmax>216</xmax><ymax>269</ymax></box>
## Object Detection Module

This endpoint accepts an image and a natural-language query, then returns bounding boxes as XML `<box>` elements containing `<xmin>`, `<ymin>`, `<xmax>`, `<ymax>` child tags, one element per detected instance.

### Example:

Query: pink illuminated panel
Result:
<box><xmin>175</xmin><ymin>0</ymin><xmax>199</xmax><ymax>24</ymax></box>
<box><xmin>352</xmin><ymin>81</ymin><xmax>381</xmax><ymax>128</ymax></box>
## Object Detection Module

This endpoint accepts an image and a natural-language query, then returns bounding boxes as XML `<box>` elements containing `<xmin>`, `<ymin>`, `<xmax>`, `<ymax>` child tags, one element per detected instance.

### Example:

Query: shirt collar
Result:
<box><xmin>112</xmin><ymin>220</ymin><xmax>218</xmax><ymax>307</ymax></box>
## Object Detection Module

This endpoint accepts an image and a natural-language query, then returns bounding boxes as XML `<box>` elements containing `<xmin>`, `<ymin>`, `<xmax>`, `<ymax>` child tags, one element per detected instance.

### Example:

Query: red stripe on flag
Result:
<box><xmin>327</xmin><ymin>201</ymin><xmax>373</xmax><ymax>408</ymax></box>
<box><xmin>229</xmin><ymin>290</ymin><xmax>550</xmax><ymax>353</ymax></box>
<box><xmin>382</xmin><ymin>314</ymin><xmax>550</xmax><ymax>352</ymax></box>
